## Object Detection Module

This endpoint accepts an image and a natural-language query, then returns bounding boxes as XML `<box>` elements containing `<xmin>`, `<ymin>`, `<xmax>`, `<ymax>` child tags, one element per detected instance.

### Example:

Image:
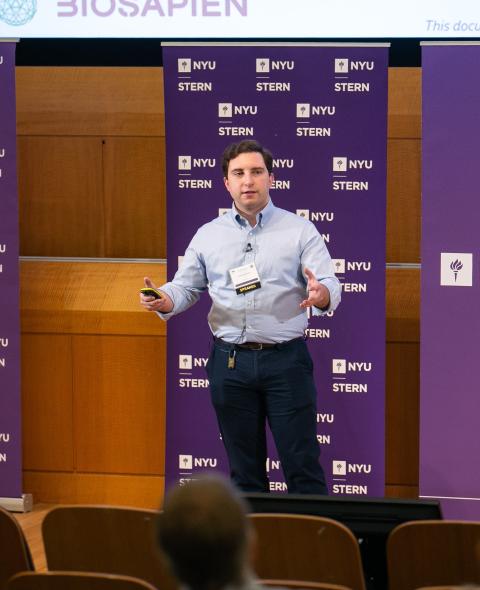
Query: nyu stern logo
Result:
<box><xmin>332</xmin><ymin>358</ymin><xmax>372</xmax><ymax>374</ymax></box>
<box><xmin>332</xmin><ymin>460</ymin><xmax>372</xmax><ymax>475</ymax></box>
<box><xmin>178</xmin><ymin>155</ymin><xmax>216</xmax><ymax>171</ymax></box>
<box><xmin>333</xmin><ymin>157</ymin><xmax>373</xmax><ymax>172</ymax></box>
<box><xmin>178</xmin><ymin>454</ymin><xmax>218</xmax><ymax>470</ymax></box>
<box><xmin>0</xmin><ymin>0</ymin><xmax>36</xmax><ymax>25</ymax></box>
<box><xmin>178</xmin><ymin>59</ymin><xmax>216</xmax><ymax>73</ymax></box>
<box><xmin>334</xmin><ymin>58</ymin><xmax>374</xmax><ymax>73</ymax></box>
<box><xmin>256</xmin><ymin>58</ymin><xmax>295</xmax><ymax>73</ymax></box>
<box><xmin>296</xmin><ymin>103</ymin><xmax>335</xmax><ymax>118</ymax></box>
<box><xmin>332</xmin><ymin>259</ymin><xmax>371</xmax><ymax>274</ymax></box>
<box><xmin>218</xmin><ymin>102</ymin><xmax>258</xmax><ymax>118</ymax></box>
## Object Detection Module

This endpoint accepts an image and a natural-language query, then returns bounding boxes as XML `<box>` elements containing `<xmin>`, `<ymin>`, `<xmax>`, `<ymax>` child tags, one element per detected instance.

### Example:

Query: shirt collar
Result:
<box><xmin>231</xmin><ymin>198</ymin><xmax>275</xmax><ymax>228</ymax></box>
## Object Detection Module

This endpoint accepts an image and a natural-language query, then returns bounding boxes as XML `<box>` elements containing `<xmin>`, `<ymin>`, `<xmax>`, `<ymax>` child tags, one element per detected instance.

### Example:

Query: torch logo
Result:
<box><xmin>440</xmin><ymin>253</ymin><xmax>472</xmax><ymax>287</ymax></box>
<box><xmin>449</xmin><ymin>259</ymin><xmax>463</xmax><ymax>282</ymax></box>
<box><xmin>0</xmin><ymin>0</ymin><xmax>37</xmax><ymax>26</ymax></box>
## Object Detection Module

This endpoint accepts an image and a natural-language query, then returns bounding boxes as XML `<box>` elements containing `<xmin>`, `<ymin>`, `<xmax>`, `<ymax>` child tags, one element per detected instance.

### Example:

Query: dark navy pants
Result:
<box><xmin>206</xmin><ymin>337</ymin><xmax>328</xmax><ymax>494</ymax></box>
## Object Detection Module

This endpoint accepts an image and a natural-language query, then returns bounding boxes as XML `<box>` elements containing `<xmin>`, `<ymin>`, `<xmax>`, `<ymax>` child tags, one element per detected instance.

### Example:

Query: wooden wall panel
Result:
<box><xmin>73</xmin><ymin>335</ymin><xmax>166</xmax><ymax>475</ymax></box>
<box><xmin>388</xmin><ymin>67</ymin><xmax>421</xmax><ymax>138</ymax></box>
<box><xmin>16</xmin><ymin>67</ymin><xmax>164</xmax><ymax>137</ymax></box>
<box><xmin>21</xmin><ymin>334</ymin><xmax>74</xmax><ymax>471</ymax></box>
<box><xmin>15</xmin><ymin>67</ymin><xmax>424</xmax><ymax>262</ymax></box>
<box><xmin>103</xmin><ymin>138</ymin><xmax>167</xmax><ymax>259</ymax></box>
<box><xmin>386</xmin><ymin>485</ymin><xmax>419</xmax><ymax>499</ymax></box>
<box><xmin>18</xmin><ymin>137</ymin><xmax>105</xmax><ymax>257</ymax></box>
<box><xmin>386</xmin><ymin>268</ymin><xmax>420</xmax><ymax>343</ymax></box>
<box><xmin>386</xmin><ymin>269</ymin><xmax>420</xmax><ymax>490</ymax></box>
<box><xmin>20</xmin><ymin>261</ymin><xmax>167</xmax><ymax>336</ymax></box>
<box><xmin>387</xmin><ymin>139</ymin><xmax>421</xmax><ymax>263</ymax></box>
<box><xmin>23</xmin><ymin>472</ymin><xmax>165</xmax><ymax>509</ymax></box>
<box><xmin>386</xmin><ymin>342</ymin><xmax>420</xmax><ymax>487</ymax></box>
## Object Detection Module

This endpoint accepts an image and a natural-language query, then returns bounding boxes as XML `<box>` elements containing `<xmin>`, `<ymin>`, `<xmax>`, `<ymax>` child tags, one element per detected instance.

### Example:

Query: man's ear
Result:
<box><xmin>269</xmin><ymin>173</ymin><xmax>275</xmax><ymax>188</ymax></box>
<box><xmin>224</xmin><ymin>176</ymin><xmax>230</xmax><ymax>192</ymax></box>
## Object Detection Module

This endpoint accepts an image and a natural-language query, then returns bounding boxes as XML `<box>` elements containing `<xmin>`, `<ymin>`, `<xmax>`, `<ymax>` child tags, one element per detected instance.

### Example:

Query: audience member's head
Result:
<box><xmin>156</xmin><ymin>475</ymin><xmax>253</xmax><ymax>590</ymax></box>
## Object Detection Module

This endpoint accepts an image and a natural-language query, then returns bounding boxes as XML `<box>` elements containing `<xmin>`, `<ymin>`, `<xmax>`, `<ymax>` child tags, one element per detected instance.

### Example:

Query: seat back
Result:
<box><xmin>0</xmin><ymin>506</ymin><xmax>34</xmax><ymax>590</ymax></box>
<box><xmin>42</xmin><ymin>506</ymin><xmax>177</xmax><ymax>590</ymax></box>
<box><xmin>7</xmin><ymin>571</ymin><xmax>157</xmax><ymax>590</ymax></box>
<box><xmin>249</xmin><ymin>513</ymin><xmax>366</xmax><ymax>590</ymax></box>
<box><xmin>387</xmin><ymin>520</ymin><xmax>480</xmax><ymax>590</ymax></box>
<box><xmin>260</xmin><ymin>580</ymin><xmax>353</xmax><ymax>590</ymax></box>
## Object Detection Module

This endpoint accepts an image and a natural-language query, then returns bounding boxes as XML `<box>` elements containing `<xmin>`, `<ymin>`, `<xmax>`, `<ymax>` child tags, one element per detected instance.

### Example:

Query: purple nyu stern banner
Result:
<box><xmin>420</xmin><ymin>42</ymin><xmax>480</xmax><ymax>520</ymax></box>
<box><xmin>162</xmin><ymin>43</ymin><xmax>388</xmax><ymax>497</ymax></box>
<box><xmin>0</xmin><ymin>40</ymin><xmax>22</xmax><ymax>501</ymax></box>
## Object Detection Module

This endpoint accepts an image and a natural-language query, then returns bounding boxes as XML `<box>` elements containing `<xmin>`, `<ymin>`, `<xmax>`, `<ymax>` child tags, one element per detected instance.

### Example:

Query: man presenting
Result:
<box><xmin>140</xmin><ymin>140</ymin><xmax>341</xmax><ymax>494</ymax></box>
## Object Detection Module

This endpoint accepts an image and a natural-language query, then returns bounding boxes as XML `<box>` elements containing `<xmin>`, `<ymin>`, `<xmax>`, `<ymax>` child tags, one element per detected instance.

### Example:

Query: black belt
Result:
<box><xmin>214</xmin><ymin>337</ymin><xmax>304</xmax><ymax>351</ymax></box>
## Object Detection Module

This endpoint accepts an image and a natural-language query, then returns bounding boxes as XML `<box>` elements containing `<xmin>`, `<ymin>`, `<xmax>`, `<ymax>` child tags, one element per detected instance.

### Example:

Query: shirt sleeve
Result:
<box><xmin>156</xmin><ymin>231</ymin><xmax>208</xmax><ymax>320</ymax></box>
<box><xmin>300</xmin><ymin>221</ymin><xmax>341</xmax><ymax>316</ymax></box>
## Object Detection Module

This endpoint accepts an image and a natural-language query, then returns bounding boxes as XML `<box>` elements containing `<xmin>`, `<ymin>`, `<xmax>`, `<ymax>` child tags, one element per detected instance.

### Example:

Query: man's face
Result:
<box><xmin>224</xmin><ymin>151</ymin><xmax>274</xmax><ymax>215</ymax></box>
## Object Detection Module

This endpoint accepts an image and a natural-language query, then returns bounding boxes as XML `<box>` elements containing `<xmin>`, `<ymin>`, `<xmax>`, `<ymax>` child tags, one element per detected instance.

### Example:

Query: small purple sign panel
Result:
<box><xmin>162</xmin><ymin>43</ymin><xmax>388</xmax><ymax>497</ymax></box>
<box><xmin>420</xmin><ymin>43</ymin><xmax>480</xmax><ymax>520</ymax></box>
<box><xmin>0</xmin><ymin>41</ymin><xmax>22</xmax><ymax>498</ymax></box>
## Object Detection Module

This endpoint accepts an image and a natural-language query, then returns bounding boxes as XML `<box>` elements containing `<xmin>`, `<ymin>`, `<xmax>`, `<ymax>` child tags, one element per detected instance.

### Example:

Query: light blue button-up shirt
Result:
<box><xmin>159</xmin><ymin>199</ymin><xmax>341</xmax><ymax>343</ymax></box>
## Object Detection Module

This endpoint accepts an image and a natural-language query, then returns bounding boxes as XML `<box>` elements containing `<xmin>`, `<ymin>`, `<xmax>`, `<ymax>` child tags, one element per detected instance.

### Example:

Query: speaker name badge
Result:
<box><xmin>229</xmin><ymin>263</ymin><xmax>261</xmax><ymax>295</ymax></box>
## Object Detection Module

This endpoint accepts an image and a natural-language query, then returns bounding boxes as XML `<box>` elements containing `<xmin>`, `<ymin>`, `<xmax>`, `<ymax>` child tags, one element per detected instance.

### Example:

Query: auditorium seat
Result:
<box><xmin>0</xmin><ymin>506</ymin><xmax>34</xmax><ymax>589</ymax></box>
<box><xmin>249</xmin><ymin>513</ymin><xmax>366</xmax><ymax>590</ymax></box>
<box><xmin>6</xmin><ymin>571</ymin><xmax>157</xmax><ymax>590</ymax></box>
<box><xmin>42</xmin><ymin>505</ymin><xmax>177</xmax><ymax>590</ymax></box>
<box><xmin>387</xmin><ymin>520</ymin><xmax>480</xmax><ymax>590</ymax></box>
<box><xmin>260</xmin><ymin>580</ymin><xmax>353</xmax><ymax>590</ymax></box>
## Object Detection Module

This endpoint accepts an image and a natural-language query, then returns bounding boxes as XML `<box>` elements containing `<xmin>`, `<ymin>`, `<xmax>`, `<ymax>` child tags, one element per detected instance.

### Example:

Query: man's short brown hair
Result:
<box><xmin>156</xmin><ymin>476</ymin><xmax>251</xmax><ymax>590</ymax></box>
<box><xmin>221</xmin><ymin>140</ymin><xmax>273</xmax><ymax>177</ymax></box>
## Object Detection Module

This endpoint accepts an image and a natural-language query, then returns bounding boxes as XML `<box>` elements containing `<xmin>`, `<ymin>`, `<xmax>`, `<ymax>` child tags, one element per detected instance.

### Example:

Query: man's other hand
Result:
<box><xmin>300</xmin><ymin>267</ymin><xmax>330</xmax><ymax>310</ymax></box>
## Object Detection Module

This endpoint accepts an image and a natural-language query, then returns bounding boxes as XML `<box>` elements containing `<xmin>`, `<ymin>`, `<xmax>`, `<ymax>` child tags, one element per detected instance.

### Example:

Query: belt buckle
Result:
<box><xmin>249</xmin><ymin>342</ymin><xmax>263</xmax><ymax>350</ymax></box>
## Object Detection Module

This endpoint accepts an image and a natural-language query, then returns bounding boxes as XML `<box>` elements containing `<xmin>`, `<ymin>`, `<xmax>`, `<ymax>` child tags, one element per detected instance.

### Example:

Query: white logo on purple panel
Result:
<box><xmin>333</xmin><ymin>157</ymin><xmax>347</xmax><ymax>171</ymax></box>
<box><xmin>272</xmin><ymin>158</ymin><xmax>294</xmax><ymax>169</ymax></box>
<box><xmin>332</xmin><ymin>460</ymin><xmax>346</xmax><ymax>475</ymax></box>
<box><xmin>256</xmin><ymin>58</ymin><xmax>270</xmax><ymax>73</ymax></box>
<box><xmin>178</xmin><ymin>59</ymin><xmax>191</xmax><ymax>73</ymax></box>
<box><xmin>440</xmin><ymin>253</ymin><xmax>472</xmax><ymax>287</ymax></box>
<box><xmin>332</xmin><ymin>359</ymin><xmax>346</xmax><ymax>374</ymax></box>
<box><xmin>179</xmin><ymin>355</ymin><xmax>192</xmax><ymax>370</ymax></box>
<box><xmin>296</xmin><ymin>103</ymin><xmax>310</xmax><ymax>118</ymax></box>
<box><xmin>335</xmin><ymin>59</ymin><xmax>349</xmax><ymax>73</ymax></box>
<box><xmin>266</xmin><ymin>458</ymin><xmax>281</xmax><ymax>472</ymax></box>
<box><xmin>269</xmin><ymin>482</ymin><xmax>288</xmax><ymax>492</ymax></box>
<box><xmin>218</xmin><ymin>208</ymin><xmax>230</xmax><ymax>217</ymax></box>
<box><xmin>179</xmin><ymin>454</ymin><xmax>193</xmax><ymax>470</ymax></box>
<box><xmin>296</xmin><ymin>209</ymin><xmax>309</xmax><ymax>220</ymax></box>
<box><xmin>332</xmin><ymin>259</ymin><xmax>345</xmax><ymax>274</ymax></box>
<box><xmin>317</xmin><ymin>413</ymin><xmax>334</xmax><ymax>423</ymax></box>
<box><xmin>218</xmin><ymin>103</ymin><xmax>232</xmax><ymax>117</ymax></box>
<box><xmin>178</xmin><ymin>156</ymin><xmax>191</xmax><ymax>170</ymax></box>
